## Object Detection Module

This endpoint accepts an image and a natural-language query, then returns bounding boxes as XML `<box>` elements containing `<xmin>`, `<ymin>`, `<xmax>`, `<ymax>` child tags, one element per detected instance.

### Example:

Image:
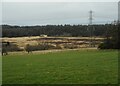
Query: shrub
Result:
<box><xmin>25</xmin><ymin>44</ymin><xmax>33</xmax><ymax>53</ymax></box>
<box><xmin>2</xmin><ymin>42</ymin><xmax>22</xmax><ymax>52</ymax></box>
<box><xmin>2</xmin><ymin>47</ymin><xmax>8</xmax><ymax>56</ymax></box>
<box><xmin>63</xmin><ymin>44</ymin><xmax>79</xmax><ymax>49</ymax></box>
<box><xmin>37</xmin><ymin>43</ymin><xmax>56</xmax><ymax>50</ymax></box>
<box><xmin>7</xmin><ymin>44</ymin><xmax>23</xmax><ymax>52</ymax></box>
<box><xmin>25</xmin><ymin>43</ymin><xmax>59</xmax><ymax>53</ymax></box>
<box><xmin>98</xmin><ymin>41</ymin><xmax>113</xmax><ymax>49</ymax></box>
<box><xmin>55</xmin><ymin>44</ymin><xmax>63</xmax><ymax>49</ymax></box>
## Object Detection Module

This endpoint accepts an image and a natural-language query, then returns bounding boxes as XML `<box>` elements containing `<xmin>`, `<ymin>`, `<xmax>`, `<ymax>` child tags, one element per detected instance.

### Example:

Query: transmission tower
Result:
<box><xmin>89</xmin><ymin>10</ymin><xmax>95</xmax><ymax>47</ymax></box>
<box><xmin>89</xmin><ymin>10</ymin><xmax>93</xmax><ymax>25</ymax></box>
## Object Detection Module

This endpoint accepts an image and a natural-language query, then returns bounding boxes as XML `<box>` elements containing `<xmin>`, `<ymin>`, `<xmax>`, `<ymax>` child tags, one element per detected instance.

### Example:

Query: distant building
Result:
<box><xmin>40</xmin><ymin>34</ymin><xmax>48</xmax><ymax>37</ymax></box>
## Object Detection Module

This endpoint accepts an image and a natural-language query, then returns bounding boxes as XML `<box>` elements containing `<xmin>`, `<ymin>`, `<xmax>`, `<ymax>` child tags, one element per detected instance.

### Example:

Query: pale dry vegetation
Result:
<box><xmin>2</xmin><ymin>36</ymin><xmax>104</xmax><ymax>53</ymax></box>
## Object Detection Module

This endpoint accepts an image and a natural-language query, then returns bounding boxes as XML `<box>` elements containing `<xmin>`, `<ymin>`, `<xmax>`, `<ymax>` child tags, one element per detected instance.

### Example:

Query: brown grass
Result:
<box><xmin>1</xmin><ymin>36</ymin><xmax>104</xmax><ymax>50</ymax></box>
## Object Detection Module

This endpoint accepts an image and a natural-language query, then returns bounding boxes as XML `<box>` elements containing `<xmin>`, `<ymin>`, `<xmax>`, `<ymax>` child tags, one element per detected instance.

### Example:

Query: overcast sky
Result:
<box><xmin>2</xmin><ymin>2</ymin><xmax>118</xmax><ymax>25</ymax></box>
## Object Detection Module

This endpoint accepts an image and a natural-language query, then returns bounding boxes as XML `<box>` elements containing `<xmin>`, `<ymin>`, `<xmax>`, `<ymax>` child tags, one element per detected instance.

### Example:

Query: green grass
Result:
<box><xmin>2</xmin><ymin>50</ymin><xmax>118</xmax><ymax>84</ymax></box>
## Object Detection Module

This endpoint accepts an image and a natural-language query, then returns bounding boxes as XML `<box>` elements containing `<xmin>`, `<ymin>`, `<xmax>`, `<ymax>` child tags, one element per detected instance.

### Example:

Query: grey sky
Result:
<box><xmin>2</xmin><ymin>2</ymin><xmax>118</xmax><ymax>25</ymax></box>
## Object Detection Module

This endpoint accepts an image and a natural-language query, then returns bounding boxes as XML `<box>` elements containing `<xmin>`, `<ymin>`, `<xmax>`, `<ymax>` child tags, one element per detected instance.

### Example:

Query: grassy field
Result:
<box><xmin>2</xmin><ymin>49</ymin><xmax>118</xmax><ymax>84</ymax></box>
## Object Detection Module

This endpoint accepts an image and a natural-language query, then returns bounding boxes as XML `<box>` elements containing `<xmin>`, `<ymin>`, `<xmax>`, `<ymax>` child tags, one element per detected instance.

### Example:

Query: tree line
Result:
<box><xmin>1</xmin><ymin>24</ymin><xmax>114</xmax><ymax>37</ymax></box>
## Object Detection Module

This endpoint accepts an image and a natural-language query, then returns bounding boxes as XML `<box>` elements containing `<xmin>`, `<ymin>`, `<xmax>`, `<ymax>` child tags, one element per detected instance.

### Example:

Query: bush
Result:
<box><xmin>63</xmin><ymin>44</ymin><xmax>79</xmax><ymax>49</ymax></box>
<box><xmin>98</xmin><ymin>41</ymin><xmax>113</xmax><ymax>49</ymax></box>
<box><xmin>55</xmin><ymin>44</ymin><xmax>63</xmax><ymax>49</ymax></box>
<box><xmin>2</xmin><ymin>47</ymin><xmax>8</xmax><ymax>56</ymax></box>
<box><xmin>98</xmin><ymin>43</ymin><xmax>106</xmax><ymax>49</ymax></box>
<box><xmin>25</xmin><ymin>43</ymin><xmax>59</xmax><ymax>53</ymax></box>
<box><xmin>25</xmin><ymin>44</ymin><xmax>33</xmax><ymax>53</ymax></box>
<box><xmin>36</xmin><ymin>43</ymin><xmax>56</xmax><ymax>50</ymax></box>
<box><xmin>7</xmin><ymin>44</ymin><xmax>23</xmax><ymax>52</ymax></box>
<box><xmin>2</xmin><ymin>42</ymin><xmax>22</xmax><ymax>52</ymax></box>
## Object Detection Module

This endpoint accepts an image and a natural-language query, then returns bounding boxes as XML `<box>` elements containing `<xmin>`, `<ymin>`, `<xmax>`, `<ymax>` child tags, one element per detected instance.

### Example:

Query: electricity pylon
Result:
<box><xmin>89</xmin><ymin>10</ymin><xmax>95</xmax><ymax>47</ymax></box>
